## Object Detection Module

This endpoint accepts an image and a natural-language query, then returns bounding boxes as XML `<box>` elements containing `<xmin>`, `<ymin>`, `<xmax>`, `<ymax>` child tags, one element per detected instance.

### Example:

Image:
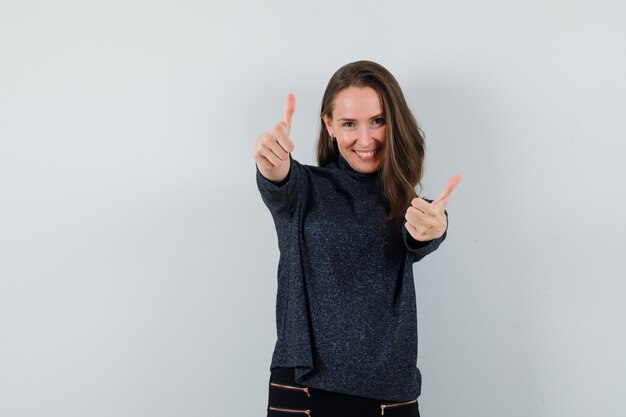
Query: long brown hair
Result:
<box><xmin>316</xmin><ymin>60</ymin><xmax>426</xmax><ymax>228</ymax></box>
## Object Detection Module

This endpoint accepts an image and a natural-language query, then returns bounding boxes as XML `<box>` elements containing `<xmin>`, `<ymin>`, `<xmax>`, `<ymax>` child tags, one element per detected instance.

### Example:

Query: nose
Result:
<box><xmin>355</xmin><ymin>125</ymin><xmax>376</xmax><ymax>147</ymax></box>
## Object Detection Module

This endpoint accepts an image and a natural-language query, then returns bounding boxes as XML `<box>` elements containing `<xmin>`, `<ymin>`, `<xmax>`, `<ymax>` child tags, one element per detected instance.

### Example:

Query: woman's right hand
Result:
<box><xmin>252</xmin><ymin>94</ymin><xmax>296</xmax><ymax>182</ymax></box>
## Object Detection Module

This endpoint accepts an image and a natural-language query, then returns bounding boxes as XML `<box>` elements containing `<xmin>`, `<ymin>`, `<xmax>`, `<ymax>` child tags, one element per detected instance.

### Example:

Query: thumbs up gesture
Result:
<box><xmin>405</xmin><ymin>174</ymin><xmax>462</xmax><ymax>242</ymax></box>
<box><xmin>252</xmin><ymin>93</ymin><xmax>296</xmax><ymax>177</ymax></box>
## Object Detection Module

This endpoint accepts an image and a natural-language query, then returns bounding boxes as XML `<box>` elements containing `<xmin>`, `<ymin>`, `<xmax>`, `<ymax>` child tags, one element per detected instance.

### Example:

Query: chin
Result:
<box><xmin>349</xmin><ymin>149</ymin><xmax>382</xmax><ymax>171</ymax></box>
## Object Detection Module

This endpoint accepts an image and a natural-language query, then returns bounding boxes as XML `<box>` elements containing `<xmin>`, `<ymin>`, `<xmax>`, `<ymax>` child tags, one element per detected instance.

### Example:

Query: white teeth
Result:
<box><xmin>355</xmin><ymin>150</ymin><xmax>376</xmax><ymax>158</ymax></box>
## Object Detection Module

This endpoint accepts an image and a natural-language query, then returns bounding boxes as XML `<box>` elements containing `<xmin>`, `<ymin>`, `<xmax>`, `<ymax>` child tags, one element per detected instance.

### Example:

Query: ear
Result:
<box><xmin>322</xmin><ymin>114</ymin><xmax>334</xmax><ymax>137</ymax></box>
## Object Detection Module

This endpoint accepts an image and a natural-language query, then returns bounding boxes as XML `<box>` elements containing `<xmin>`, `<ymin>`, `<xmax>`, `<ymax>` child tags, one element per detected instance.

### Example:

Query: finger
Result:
<box><xmin>410</xmin><ymin>197</ymin><xmax>433</xmax><ymax>214</ymax></box>
<box><xmin>406</xmin><ymin>206</ymin><xmax>433</xmax><ymax>228</ymax></box>
<box><xmin>271</xmin><ymin>126</ymin><xmax>295</xmax><ymax>154</ymax></box>
<box><xmin>405</xmin><ymin>221</ymin><xmax>431</xmax><ymax>241</ymax></box>
<box><xmin>405</xmin><ymin>221</ymin><xmax>418</xmax><ymax>236</ymax></box>
<box><xmin>433</xmin><ymin>174</ymin><xmax>462</xmax><ymax>205</ymax></box>
<box><xmin>256</xmin><ymin>155</ymin><xmax>276</xmax><ymax>170</ymax></box>
<box><xmin>267</xmin><ymin>134</ymin><xmax>290</xmax><ymax>161</ymax></box>
<box><xmin>282</xmin><ymin>93</ymin><xmax>296</xmax><ymax>131</ymax></box>
<box><xmin>279</xmin><ymin>136</ymin><xmax>295</xmax><ymax>154</ymax></box>
<box><xmin>257</xmin><ymin>132</ymin><xmax>288</xmax><ymax>166</ymax></box>
<box><xmin>262</xmin><ymin>147</ymin><xmax>283</xmax><ymax>167</ymax></box>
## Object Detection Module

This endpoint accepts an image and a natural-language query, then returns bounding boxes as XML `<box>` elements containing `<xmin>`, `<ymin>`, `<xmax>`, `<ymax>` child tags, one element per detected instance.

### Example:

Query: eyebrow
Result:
<box><xmin>337</xmin><ymin>114</ymin><xmax>385</xmax><ymax>122</ymax></box>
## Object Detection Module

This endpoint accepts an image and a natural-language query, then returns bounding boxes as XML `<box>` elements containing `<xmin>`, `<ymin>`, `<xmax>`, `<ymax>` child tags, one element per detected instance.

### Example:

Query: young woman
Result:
<box><xmin>253</xmin><ymin>60</ymin><xmax>461</xmax><ymax>417</ymax></box>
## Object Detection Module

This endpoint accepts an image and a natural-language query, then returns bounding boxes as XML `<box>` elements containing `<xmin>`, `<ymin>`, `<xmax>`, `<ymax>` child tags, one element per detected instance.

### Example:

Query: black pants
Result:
<box><xmin>267</xmin><ymin>367</ymin><xmax>420</xmax><ymax>417</ymax></box>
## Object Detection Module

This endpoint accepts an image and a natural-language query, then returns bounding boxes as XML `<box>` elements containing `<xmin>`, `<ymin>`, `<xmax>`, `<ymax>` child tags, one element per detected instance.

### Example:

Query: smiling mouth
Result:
<box><xmin>353</xmin><ymin>149</ymin><xmax>378</xmax><ymax>160</ymax></box>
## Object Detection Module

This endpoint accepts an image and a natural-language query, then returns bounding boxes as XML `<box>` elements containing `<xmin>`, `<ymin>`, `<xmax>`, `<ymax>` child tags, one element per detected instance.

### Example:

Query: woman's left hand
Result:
<box><xmin>405</xmin><ymin>174</ymin><xmax>462</xmax><ymax>242</ymax></box>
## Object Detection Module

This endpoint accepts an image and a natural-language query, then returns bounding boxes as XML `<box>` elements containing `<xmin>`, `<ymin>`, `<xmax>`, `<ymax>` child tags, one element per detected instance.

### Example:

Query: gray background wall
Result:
<box><xmin>1</xmin><ymin>1</ymin><xmax>624</xmax><ymax>416</ymax></box>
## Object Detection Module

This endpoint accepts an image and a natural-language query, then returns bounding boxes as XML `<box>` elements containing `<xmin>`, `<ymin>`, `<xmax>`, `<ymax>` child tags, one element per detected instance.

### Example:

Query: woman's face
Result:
<box><xmin>323</xmin><ymin>86</ymin><xmax>386</xmax><ymax>174</ymax></box>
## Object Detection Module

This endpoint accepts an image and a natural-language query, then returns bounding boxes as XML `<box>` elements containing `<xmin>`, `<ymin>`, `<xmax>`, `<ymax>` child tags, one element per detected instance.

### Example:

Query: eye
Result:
<box><xmin>372</xmin><ymin>117</ymin><xmax>385</xmax><ymax>126</ymax></box>
<box><xmin>342</xmin><ymin>121</ymin><xmax>354</xmax><ymax>128</ymax></box>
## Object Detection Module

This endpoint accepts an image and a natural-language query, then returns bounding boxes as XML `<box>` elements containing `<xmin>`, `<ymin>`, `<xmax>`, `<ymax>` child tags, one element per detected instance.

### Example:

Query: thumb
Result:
<box><xmin>433</xmin><ymin>174</ymin><xmax>462</xmax><ymax>206</ymax></box>
<box><xmin>282</xmin><ymin>93</ymin><xmax>296</xmax><ymax>131</ymax></box>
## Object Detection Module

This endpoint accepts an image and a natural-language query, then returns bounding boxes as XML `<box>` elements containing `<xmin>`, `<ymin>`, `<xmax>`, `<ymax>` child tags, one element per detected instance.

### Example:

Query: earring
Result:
<box><xmin>331</xmin><ymin>135</ymin><xmax>336</xmax><ymax>141</ymax></box>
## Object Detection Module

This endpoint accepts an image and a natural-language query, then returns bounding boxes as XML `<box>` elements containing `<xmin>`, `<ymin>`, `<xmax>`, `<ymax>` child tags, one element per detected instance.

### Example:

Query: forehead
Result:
<box><xmin>332</xmin><ymin>86</ymin><xmax>383</xmax><ymax>118</ymax></box>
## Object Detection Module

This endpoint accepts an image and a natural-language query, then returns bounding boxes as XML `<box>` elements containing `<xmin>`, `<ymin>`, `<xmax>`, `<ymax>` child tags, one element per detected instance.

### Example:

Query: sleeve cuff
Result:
<box><xmin>255</xmin><ymin>154</ymin><xmax>296</xmax><ymax>191</ymax></box>
<box><xmin>402</xmin><ymin>208</ymin><xmax>448</xmax><ymax>261</ymax></box>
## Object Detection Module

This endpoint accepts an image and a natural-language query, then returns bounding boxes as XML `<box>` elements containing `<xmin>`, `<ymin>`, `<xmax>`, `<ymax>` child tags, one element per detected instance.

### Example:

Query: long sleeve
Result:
<box><xmin>402</xmin><ymin>199</ymin><xmax>449</xmax><ymax>263</ymax></box>
<box><xmin>255</xmin><ymin>154</ymin><xmax>304</xmax><ymax>217</ymax></box>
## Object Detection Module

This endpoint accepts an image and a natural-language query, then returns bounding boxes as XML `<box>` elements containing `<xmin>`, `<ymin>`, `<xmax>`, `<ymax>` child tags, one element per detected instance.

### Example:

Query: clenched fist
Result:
<box><xmin>252</xmin><ymin>93</ymin><xmax>296</xmax><ymax>183</ymax></box>
<box><xmin>405</xmin><ymin>174</ymin><xmax>462</xmax><ymax>242</ymax></box>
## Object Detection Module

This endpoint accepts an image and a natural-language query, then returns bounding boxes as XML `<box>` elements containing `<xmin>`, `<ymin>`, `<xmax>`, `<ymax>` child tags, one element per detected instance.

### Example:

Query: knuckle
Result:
<box><xmin>260</xmin><ymin>132</ymin><xmax>273</xmax><ymax>144</ymax></box>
